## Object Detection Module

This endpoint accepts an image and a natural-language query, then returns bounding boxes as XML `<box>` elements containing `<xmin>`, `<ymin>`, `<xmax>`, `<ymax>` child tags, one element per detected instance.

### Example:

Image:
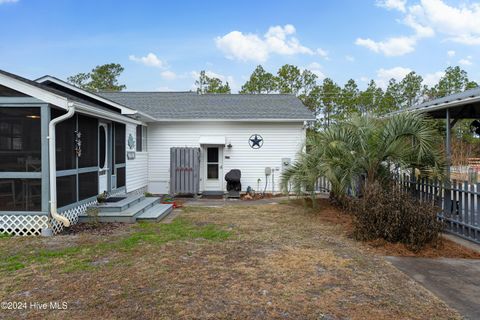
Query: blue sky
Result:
<box><xmin>1</xmin><ymin>0</ymin><xmax>479</xmax><ymax>92</ymax></box>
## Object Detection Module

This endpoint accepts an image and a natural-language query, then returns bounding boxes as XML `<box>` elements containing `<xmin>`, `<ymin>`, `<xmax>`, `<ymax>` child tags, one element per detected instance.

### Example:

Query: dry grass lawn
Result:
<box><xmin>0</xmin><ymin>199</ymin><xmax>466</xmax><ymax>319</ymax></box>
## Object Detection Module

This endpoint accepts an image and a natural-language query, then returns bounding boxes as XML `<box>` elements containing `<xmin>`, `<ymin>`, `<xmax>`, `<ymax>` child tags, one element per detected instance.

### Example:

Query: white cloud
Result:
<box><xmin>376</xmin><ymin>0</ymin><xmax>407</xmax><ymax>12</ymax></box>
<box><xmin>447</xmin><ymin>50</ymin><xmax>456</xmax><ymax>57</ymax></box>
<box><xmin>360</xmin><ymin>76</ymin><xmax>369</xmax><ymax>83</ymax></box>
<box><xmin>355</xmin><ymin>36</ymin><xmax>417</xmax><ymax>56</ymax></box>
<box><xmin>306</xmin><ymin>62</ymin><xmax>325</xmax><ymax>80</ymax></box>
<box><xmin>356</xmin><ymin>5</ymin><xmax>434</xmax><ymax>56</ymax></box>
<box><xmin>215</xmin><ymin>24</ymin><xmax>326</xmax><ymax>62</ymax></box>
<box><xmin>307</xmin><ymin>62</ymin><xmax>322</xmax><ymax>69</ymax></box>
<box><xmin>377</xmin><ymin>66</ymin><xmax>412</xmax><ymax>80</ymax></box>
<box><xmin>375</xmin><ymin>67</ymin><xmax>448</xmax><ymax>89</ymax></box>
<box><xmin>0</xmin><ymin>0</ymin><xmax>19</xmax><ymax>4</ymax></box>
<box><xmin>423</xmin><ymin>71</ymin><xmax>444</xmax><ymax>87</ymax></box>
<box><xmin>459</xmin><ymin>56</ymin><xmax>473</xmax><ymax>66</ymax></box>
<box><xmin>408</xmin><ymin>0</ymin><xmax>480</xmax><ymax>45</ymax></box>
<box><xmin>160</xmin><ymin>70</ymin><xmax>177</xmax><ymax>80</ymax></box>
<box><xmin>129</xmin><ymin>53</ymin><xmax>165</xmax><ymax>68</ymax></box>
<box><xmin>157</xmin><ymin>86</ymin><xmax>176</xmax><ymax>92</ymax></box>
<box><xmin>191</xmin><ymin>70</ymin><xmax>236</xmax><ymax>91</ymax></box>
<box><xmin>215</xmin><ymin>31</ymin><xmax>268</xmax><ymax>62</ymax></box>
<box><xmin>367</xmin><ymin>68</ymin><xmax>445</xmax><ymax>89</ymax></box>
<box><xmin>191</xmin><ymin>70</ymin><xmax>224</xmax><ymax>81</ymax></box>
<box><xmin>402</xmin><ymin>12</ymin><xmax>435</xmax><ymax>38</ymax></box>
<box><xmin>345</xmin><ymin>55</ymin><xmax>355</xmax><ymax>62</ymax></box>
<box><xmin>316</xmin><ymin>48</ymin><xmax>329</xmax><ymax>59</ymax></box>
<box><xmin>376</xmin><ymin>66</ymin><xmax>412</xmax><ymax>88</ymax></box>
<box><xmin>358</xmin><ymin>0</ymin><xmax>480</xmax><ymax>57</ymax></box>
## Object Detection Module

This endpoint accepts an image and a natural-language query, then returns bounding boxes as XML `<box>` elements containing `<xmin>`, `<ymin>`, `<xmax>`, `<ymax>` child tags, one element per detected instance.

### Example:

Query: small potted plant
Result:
<box><xmin>97</xmin><ymin>191</ymin><xmax>108</xmax><ymax>204</ymax></box>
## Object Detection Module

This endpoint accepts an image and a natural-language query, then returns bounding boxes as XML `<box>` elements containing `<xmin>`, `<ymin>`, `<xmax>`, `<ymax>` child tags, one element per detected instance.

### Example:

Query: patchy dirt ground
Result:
<box><xmin>0</xmin><ymin>200</ymin><xmax>466</xmax><ymax>319</ymax></box>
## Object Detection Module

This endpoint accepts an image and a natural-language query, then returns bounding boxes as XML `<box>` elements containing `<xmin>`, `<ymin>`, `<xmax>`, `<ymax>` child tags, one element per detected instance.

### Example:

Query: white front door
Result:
<box><xmin>203</xmin><ymin>146</ymin><xmax>223</xmax><ymax>191</ymax></box>
<box><xmin>98</xmin><ymin>123</ymin><xmax>109</xmax><ymax>194</ymax></box>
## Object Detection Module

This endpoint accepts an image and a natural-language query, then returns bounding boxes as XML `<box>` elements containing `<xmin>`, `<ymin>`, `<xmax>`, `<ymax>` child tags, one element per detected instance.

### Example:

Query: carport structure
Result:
<box><xmin>394</xmin><ymin>87</ymin><xmax>480</xmax><ymax>243</ymax></box>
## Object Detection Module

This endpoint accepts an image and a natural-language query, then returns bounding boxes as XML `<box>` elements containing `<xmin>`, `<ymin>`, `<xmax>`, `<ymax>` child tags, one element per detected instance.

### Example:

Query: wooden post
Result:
<box><xmin>444</xmin><ymin>108</ymin><xmax>452</xmax><ymax>214</ymax></box>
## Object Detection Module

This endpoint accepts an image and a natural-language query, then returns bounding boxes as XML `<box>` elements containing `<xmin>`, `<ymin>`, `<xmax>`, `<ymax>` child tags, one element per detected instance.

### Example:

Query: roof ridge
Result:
<box><xmin>100</xmin><ymin>91</ymin><xmax>298</xmax><ymax>96</ymax></box>
<box><xmin>99</xmin><ymin>90</ymin><xmax>195</xmax><ymax>94</ymax></box>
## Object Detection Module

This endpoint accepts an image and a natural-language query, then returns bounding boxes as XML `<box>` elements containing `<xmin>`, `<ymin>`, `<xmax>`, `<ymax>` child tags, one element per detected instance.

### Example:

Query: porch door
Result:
<box><xmin>98</xmin><ymin>122</ymin><xmax>109</xmax><ymax>194</ymax></box>
<box><xmin>204</xmin><ymin>146</ymin><xmax>223</xmax><ymax>191</ymax></box>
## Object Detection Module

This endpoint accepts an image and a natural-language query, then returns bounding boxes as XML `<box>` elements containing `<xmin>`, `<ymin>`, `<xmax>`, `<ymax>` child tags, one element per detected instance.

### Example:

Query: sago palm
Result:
<box><xmin>282</xmin><ymin>113</ymin><xmax>445</xmax><ymax>202</ymax></box>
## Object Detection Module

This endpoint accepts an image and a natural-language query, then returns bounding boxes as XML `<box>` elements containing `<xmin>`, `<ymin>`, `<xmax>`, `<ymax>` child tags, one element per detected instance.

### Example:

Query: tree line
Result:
<box><xmin>68</xmin><ymin>63</ymin><xmax>478</xmax><ymax>130</ymax></box>
<box><xmin>199</xmin><ymin>64</ymin><xmax>478</xmax><ymax>129</ymax></box>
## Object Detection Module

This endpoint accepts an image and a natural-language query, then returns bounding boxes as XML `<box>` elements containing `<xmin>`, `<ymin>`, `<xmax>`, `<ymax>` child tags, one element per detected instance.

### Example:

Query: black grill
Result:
<box><xmin>225</xmin><ymin>169</ymin><xmax>241</xmax><ymax>192</ymax></box>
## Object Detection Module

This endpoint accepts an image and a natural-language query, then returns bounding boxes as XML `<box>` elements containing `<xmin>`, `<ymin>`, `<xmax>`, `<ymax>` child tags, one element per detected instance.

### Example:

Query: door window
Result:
<box><xmin>207</xmin><ymin>147</ymin><xmax>219</xmax><ymax>179</ymax></box>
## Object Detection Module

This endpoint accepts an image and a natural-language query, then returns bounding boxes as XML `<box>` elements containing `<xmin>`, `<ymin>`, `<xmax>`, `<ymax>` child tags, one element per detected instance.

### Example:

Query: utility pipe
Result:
<box><xmin>48</xmin><ymin>103</ymin><xmax>75</xmax><ymax>227</ymax></box>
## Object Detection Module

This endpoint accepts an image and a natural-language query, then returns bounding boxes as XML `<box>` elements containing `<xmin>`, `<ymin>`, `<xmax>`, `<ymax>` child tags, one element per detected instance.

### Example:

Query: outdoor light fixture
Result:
<box><xmin>227</xmin><ymin>143</ymin><xmax>233</xmax><ymax>148</ymax></box>
<box><xmin>26</xmin><ymin>115</ymin><xmax>40</xmax><ymax>119</ymax></box>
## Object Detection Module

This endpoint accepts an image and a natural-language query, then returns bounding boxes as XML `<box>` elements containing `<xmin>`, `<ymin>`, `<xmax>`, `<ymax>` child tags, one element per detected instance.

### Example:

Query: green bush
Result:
<box><xmin>0</xmin><ymin>232</ymin><xmax>12</xmax><ymax>239</ymax></box>
<box><xmin>347</xmin><ymin>183</ymin><xmax>444</xmax><ymax>252</ymax></box>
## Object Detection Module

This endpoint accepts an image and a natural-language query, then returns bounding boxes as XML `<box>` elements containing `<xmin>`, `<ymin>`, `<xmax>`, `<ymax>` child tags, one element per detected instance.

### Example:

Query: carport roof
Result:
<box><xmin>397</xmin><ymin>87</ymin><xmax>480</xmax><ymax>119</ymax></box>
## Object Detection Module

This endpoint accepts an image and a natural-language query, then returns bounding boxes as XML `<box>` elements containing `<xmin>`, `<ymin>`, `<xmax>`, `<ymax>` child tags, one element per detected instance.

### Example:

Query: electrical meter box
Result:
<box><xmin>265</xmin><ymin>167</ymin><xmax>272</xmax><ymax>176</ymax></box>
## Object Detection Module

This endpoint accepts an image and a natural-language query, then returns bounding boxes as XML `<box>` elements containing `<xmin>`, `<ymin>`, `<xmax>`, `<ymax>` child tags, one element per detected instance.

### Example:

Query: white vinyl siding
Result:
<box><xmin>125</xmin><ymin>123</ymin><xmax>148</xmax><ymax>192</ymax></box>
<box><xmin>147</xmin><ymin>121</ymin><xmax>305</xmax><ymax>194</ymax></box>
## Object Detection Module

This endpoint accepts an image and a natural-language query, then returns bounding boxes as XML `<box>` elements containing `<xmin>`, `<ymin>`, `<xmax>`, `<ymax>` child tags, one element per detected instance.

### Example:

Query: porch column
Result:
<box><xmin>444</xmin><ymin>108</ymin><xmax>452</xmax><ymax>214</ymax></box>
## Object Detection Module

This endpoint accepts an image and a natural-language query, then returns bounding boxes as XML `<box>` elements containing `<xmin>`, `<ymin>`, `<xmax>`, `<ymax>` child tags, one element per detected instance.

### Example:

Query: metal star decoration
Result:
<box><xmin>249</xmin><ymin>134</ymin><xmax>263</xmax><ymax>149</ymax></box>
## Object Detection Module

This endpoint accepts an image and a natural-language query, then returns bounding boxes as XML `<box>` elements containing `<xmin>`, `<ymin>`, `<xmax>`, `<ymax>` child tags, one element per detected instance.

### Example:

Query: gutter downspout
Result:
<box><xmin>48</xmin><ymin>102</ymin><xmax>75</xmax><ymax>228</ymax></box>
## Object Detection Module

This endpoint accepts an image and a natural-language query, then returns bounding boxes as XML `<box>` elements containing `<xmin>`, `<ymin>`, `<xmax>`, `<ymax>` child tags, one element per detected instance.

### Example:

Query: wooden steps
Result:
<box><xmin>79</xmin><ymin>194</ymin><xmax>173</xmax><ymax>223</ymax></box>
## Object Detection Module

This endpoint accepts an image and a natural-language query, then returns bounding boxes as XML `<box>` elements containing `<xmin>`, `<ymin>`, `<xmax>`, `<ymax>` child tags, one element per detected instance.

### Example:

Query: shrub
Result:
<box><xmin>86</xmin><ymin>207</ymin><xmax>100</xmax><ymax>225</ymax></box>
<box><xmin>347</xmin><ymin>182</ymin><xmax>444</xmax><ymax>252</ymax></box>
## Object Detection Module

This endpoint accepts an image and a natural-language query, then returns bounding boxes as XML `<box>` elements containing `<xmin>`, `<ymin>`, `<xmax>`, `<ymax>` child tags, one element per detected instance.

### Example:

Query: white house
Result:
<box><xmin>0</xmin><ymin>69</ymin><xmax>314</xmax><ymax>236</ymax></box>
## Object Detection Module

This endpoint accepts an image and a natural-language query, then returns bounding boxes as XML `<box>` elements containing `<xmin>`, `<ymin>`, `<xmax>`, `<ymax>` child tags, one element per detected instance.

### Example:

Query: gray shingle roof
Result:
<box><xmin>98</xmin><ymin>91</ymin><xmax>314</xmax><ymax>120</ymax></box>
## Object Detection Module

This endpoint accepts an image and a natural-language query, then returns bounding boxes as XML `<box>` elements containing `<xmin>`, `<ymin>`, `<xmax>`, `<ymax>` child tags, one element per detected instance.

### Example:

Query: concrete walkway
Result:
<box><xmin>181</xmin><ymin>196</ymin><xmax>291</xmax><ymax>207</ymax></box>
<box><xmin>386</xmin><ymin>256</ymin><xmax>480</xmax><ymax>319</ymax></box>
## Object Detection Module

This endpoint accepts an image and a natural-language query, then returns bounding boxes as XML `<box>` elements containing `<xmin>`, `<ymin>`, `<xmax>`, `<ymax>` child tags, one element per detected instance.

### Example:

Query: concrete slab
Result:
<box><xmin>442</xmin><ymin>234</ymin><xmax>480</xmax><ymax>254</ymax></box>
<box><xmin>386</xmin><ymin>256</ymin><xmax>480</xmax><ymax>320</ymax></box>
<box><xmin>181</xmin><ymin>197</ymin><xmax>287</xmax><ymax>207</ymax></box>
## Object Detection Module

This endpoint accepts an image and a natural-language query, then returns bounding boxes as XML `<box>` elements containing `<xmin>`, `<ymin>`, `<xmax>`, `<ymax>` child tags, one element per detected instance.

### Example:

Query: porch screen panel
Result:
<box><xmin>54</xmin><ymin>112</ymin><xmax>99</xmax><ymax>209</ymax></box>
<box><xmin>52</xmin><ymin>109</ymin><xmax>76</xmax><ymax>171</ymax></box>
<box><xmin>78</xmin><ymin>115</ymin><xmax>98</xmax><ymax>168</ymax></box>
<box><xmin>113</xmin><ymin>122</ymin><xmax>126</xmax><ymax>188</ymax></box>
<box><xmin>79</xmin><ymin>172</ymin><xmax>98</xmax><ymax>200</ymax></box>
<box><xmin>116</xmin><ymin>167</ymin><xmax>125</xmax><ymax>188</ymax></box>
<box><xmin>0</xmin><ymin>108</ymin><xmax>41</xmax><ymax>172</ymax></box>
<box><xmin>111</xmin><ymin>124</ymin><xmax>115</xmax><ymax>170</ymax></box>
<box><xmin>0</xmin><ymin>179</ymin><xmax>41</xmax><ymax>211</ymax></box>
<box><xmin>56</xmin><ymin>175</ymin><xmax>77</xmax><ymax>208</ymax></box>
<box><xmin>114</xmin><ymin>123</ymin><xmax>125</xmax><ymax>164</ymax></box>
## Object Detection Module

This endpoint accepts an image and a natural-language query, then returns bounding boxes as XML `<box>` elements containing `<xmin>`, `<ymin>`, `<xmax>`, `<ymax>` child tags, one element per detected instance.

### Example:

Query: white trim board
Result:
<box><xmin>35</xmin><ymin>76</ymin><xmax>157</xmax><ymax>122</ymax></box>
<box><xmin>0</xmin><ymin>73</ymin><xmax>69</xmax><ymax>109</ymax></box>
<box><xmin>36</xmin><ymin>75</ymin><xmax>138</xmax><ymax>115</ymax></box>
<box><xmin>0</xmin><ymin>72</ymin><xmax>143</xmax><ymax>125</ymax></box>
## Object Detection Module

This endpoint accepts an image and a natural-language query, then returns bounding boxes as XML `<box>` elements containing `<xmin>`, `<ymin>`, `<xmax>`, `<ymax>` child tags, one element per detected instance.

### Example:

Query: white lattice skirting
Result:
<box><xmin>0</xmin><ymin>199</ymin><xmax>98</xmax><ymax>236</ymax></box>
<box><xmin>0</xmin><ymin>215</ymin><xmax>49</xmax><ymax>236</ymax></box>
<box><xmin>1</xmin><ymin>186</ymin><xmax>148</xmax><ymax>236</ymax></box>
<box><xmin>51</xmin><ymin>199</ymin><xmax>98</xmax><ymax>234</ymax></box>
